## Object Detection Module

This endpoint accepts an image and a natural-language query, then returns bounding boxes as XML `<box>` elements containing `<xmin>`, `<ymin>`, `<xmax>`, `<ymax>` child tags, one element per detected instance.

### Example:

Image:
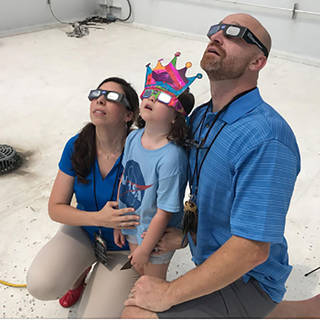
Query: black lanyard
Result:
<box><xmin>93</xmin><ymin>150</ymin><xmax>123</xmax><ymax>211</ymax></box>
<box><xmin>189</xmin><ymin>88</ymin><xmax>256</xmax><ymax>200</ymax></box>
<box><xmin>189</xmin><ymin>104</ymin><xmax>228</xmax><ymax>199</ymax></box>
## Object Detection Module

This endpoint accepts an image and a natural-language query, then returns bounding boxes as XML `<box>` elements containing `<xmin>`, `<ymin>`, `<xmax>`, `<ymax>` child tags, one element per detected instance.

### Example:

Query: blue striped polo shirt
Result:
<box><xmin>188</xmin><ymin>88</ymin><xmax>300</xmax><ymax>302</ymax></box>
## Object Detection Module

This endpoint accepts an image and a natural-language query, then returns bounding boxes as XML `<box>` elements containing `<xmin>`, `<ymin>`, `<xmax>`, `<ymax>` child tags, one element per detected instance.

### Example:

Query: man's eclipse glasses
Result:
<box><xmin>207</xmin><ymin>23</ymin><xmax>269</xmax><ymax>58</ymax></box>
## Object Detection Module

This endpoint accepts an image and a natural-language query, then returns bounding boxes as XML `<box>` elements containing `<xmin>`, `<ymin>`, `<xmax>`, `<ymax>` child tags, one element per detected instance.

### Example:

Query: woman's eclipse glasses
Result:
<box><xmin>207</xmin><ymin>23</ymin><xmax>269</xmax><ymax>58</ymax></box>
<box><xmin>88</xmin><ymin>89</ymin><xmax>132</xmax><ymax>110</ymax></box>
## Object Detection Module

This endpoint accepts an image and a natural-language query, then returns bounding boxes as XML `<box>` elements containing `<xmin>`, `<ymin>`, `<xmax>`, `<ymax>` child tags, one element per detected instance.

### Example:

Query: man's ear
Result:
<box><xmin>249</xmin><ymin>54</ymin><xmax>267</xmax><ymax>72</ymax></box>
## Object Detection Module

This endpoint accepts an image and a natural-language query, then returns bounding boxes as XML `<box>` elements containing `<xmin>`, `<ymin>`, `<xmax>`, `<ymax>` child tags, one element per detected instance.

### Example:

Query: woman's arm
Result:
<box><xmin>48</xmin><ymin>170</ymin><xmax>139</xmax><ymax>229</ymax></box>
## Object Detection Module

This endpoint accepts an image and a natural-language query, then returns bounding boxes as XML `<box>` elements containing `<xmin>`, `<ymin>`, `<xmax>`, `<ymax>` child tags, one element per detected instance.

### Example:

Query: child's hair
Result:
<box><xmin>136</xmin><ymin>88</ymin><xmax>195</xmax><ymax>146</ymax></box>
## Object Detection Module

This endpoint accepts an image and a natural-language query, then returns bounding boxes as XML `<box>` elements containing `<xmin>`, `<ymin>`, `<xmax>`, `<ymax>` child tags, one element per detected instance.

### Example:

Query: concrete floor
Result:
<box><xmin>0</xmin><ymin>22</ymin><xmax>319</xmax><ymax>318</ymax></box>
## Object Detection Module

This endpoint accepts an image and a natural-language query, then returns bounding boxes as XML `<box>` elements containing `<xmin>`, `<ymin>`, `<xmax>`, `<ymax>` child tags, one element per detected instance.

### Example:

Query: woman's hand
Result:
<box><xmin>96</xmin><ymin>201</ymin><xmax>139</xmax><ymax>229</ymax></box>
<box><xmin>141</xmin><ymin>227</ymin><xmax>185</xmax><ymax>255</ymax></box>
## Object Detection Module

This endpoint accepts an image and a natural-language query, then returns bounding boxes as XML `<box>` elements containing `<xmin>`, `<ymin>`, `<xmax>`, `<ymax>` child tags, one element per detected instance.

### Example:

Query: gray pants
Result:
<box><xmin>27</xmin><ymin>225</ymin><xmax>138</xmax><ymax>318</ymax></box>
<box><xmin>158</xmin><ymin>277</ymin><xmax>277</xmax><ymax>319</ymax></box>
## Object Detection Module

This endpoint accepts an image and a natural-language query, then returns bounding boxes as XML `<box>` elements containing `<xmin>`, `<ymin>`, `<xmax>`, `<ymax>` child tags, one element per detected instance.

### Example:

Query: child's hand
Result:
<box><xmin>113</xmin><ymin>229</ymin><xmax>125</xmax><ymax>248</ymax></box>
<box><xmin>129</xmin><ymin>246</ymin><xmax>150</xmax><ymax>271</ymax></box>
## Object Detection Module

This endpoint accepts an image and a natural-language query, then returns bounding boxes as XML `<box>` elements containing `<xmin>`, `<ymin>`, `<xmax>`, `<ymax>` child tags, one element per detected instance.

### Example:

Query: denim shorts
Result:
<box><xmin>126</xmin><ymin>234</ymin><xmax>174</xmax><ymax>264</ymax></box>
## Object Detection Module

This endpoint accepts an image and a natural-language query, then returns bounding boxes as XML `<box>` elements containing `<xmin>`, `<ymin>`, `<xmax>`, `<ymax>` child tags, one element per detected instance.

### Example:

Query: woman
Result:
<box><xmin>27</xmin><ymin>77</ymin><xmax>140</xmax><ymax>318</ymax></box>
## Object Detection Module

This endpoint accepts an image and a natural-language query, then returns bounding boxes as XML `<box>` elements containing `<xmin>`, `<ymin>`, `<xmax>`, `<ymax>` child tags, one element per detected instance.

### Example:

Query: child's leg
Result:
<box><xmin>143</xmin><ymin>250</ymin><xmax>175</xmax><ymax>279</ymax></box>
<box><xmin>144</xmin><ymin>262</ymin><xmax>169</xmax><ymax>280</ymax></box>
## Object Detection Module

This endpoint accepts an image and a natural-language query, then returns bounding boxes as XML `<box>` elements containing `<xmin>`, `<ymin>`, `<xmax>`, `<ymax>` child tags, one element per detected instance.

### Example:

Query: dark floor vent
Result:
<box><xmin>0</xmin><ymin>144</ymin><xmax>22</xmax><ymax>175</ymax></box>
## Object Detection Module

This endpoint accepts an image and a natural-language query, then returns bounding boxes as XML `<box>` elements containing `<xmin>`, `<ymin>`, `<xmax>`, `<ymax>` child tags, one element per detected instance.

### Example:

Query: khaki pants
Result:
<box><xmin>27</xmin><ymin>225</ymin><xmax>138</xmax><ymax>318</ymax></box>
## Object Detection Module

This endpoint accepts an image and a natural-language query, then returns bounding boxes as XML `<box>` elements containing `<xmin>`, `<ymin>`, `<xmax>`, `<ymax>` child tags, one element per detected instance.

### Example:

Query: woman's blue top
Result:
<box><xmin>58</xmin><ymin>134</ymin><xmax>129</xmax><ymax>251</ymax></box>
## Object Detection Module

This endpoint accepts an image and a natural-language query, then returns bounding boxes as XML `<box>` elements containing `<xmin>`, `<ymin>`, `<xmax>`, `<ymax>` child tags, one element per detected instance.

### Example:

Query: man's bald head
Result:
<box><xmin>222</xmin><ymin>13</ymin><xmax>272</xmax><ymax>54</ymax></box>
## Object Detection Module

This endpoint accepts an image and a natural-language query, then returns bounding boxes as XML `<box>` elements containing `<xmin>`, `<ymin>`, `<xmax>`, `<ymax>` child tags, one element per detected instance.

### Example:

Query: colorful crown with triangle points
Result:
<box><xmin>141</xmin><ymin>52</ymin><xmax>202</xmax><ymax>115</ymax></box>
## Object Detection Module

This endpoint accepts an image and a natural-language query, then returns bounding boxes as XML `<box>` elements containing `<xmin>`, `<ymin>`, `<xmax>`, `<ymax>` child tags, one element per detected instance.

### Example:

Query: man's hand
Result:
<box><xmin>125</xmin><ymin>275</ymin><xmax>173</xmax><ymax>312</ymax></box>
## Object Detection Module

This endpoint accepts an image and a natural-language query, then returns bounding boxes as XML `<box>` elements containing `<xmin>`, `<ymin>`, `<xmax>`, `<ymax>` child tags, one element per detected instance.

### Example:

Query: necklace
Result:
<box><xmin>92</xmin><ymin>152</ymin><xmax>123</xmax><ymax>267</ymax></box>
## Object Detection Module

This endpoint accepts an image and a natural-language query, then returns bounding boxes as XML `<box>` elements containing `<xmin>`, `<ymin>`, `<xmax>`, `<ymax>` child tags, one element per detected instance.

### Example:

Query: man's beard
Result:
<box><xmin>200</xmin><ymin>52</ymin><xmax>249</xmax><ymax>81</ymax></box>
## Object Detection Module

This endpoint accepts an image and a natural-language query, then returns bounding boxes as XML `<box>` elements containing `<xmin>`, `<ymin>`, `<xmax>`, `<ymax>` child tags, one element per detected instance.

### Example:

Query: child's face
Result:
<box><xmin>140</xmin><ymin>96</ymin><xmax>176</xmax><ymax>125</ymax></box>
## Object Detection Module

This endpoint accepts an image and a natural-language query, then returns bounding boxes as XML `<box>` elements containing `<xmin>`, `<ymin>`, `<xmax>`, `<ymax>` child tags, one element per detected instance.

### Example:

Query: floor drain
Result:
<box><xmin>0</xmin><ymin>144</ymin><xmax>22</xmax><ymax>175</ymax></box>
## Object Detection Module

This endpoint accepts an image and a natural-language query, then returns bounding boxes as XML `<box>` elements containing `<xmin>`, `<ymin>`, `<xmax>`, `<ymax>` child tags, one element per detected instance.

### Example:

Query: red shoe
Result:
<box><xmin>59</xmin><ymin>267</ymin><xmax>91</xmax><ymax>308</ymax></box>
<box><xmin>59</xmin><ymin>283</ymin><xmax>85</xmax><ymax>308</ymax></box>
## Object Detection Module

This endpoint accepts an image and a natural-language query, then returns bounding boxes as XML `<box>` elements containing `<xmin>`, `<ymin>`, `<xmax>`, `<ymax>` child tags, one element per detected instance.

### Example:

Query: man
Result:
<box><xmin>122</xmin><ymin>13</ymin><xmax>301</xmax><ymax>318</ymax></box>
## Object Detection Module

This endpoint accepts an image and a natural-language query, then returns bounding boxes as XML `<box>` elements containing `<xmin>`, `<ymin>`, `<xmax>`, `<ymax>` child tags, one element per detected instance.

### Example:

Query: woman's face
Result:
<box><xmin>89</xmin><ymin>81</ymin><xmax>133</xmax><ymax>128</ymax></box>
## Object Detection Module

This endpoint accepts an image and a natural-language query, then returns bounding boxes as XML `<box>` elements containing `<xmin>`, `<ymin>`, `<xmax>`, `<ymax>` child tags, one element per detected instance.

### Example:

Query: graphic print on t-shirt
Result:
<box><xmin>119</xmin><ymin>160</ymin><xmax>153</xmax><ymax>210</ymax></box>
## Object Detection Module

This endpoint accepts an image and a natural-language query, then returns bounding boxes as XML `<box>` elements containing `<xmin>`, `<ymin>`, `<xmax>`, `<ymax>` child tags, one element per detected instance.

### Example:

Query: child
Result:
<box><xmin>114</xmin><ymin>52</ymin><xmax>202</xmax><ymax>279</ymax></box>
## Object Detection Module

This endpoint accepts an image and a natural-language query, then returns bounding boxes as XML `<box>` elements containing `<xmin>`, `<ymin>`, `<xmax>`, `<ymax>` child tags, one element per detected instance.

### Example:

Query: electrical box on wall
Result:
<box><xmin>99</xmin><ymin>0</ymin><xmax>122</xmax><ymax>21</ymax></box>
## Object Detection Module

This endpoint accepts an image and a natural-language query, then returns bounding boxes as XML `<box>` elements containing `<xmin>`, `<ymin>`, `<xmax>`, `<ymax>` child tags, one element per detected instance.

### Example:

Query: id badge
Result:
<box><xmin>94</xmin><ymin>231</ymin><xmax>109</xmax><ymax>268</ymax></box>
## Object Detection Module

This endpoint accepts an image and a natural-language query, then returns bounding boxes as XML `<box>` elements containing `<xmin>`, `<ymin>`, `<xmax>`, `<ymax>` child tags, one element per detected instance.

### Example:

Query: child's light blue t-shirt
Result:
<box><xmin>119</xmin><ymin>129</ymin><xmax>188</xmax><ymax>245</ymax></box>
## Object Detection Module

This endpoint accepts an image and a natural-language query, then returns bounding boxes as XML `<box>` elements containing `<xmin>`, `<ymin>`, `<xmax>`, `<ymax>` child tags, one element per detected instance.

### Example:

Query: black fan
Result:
<box><xmin>0</xmin><ymin>145</ymin><xmax>22</xmax><ymax>175</ymax></box>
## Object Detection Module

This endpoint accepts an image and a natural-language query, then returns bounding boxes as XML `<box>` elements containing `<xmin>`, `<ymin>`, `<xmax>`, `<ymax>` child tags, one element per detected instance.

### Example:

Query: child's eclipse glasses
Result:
<box><xmin>88</xmin><ymin>89</ymin><xmax>132</xmax><ymax>110</ymax></box>
<box><xmin>207</xmin><ymin>23</ymin><xmax>269</xmax><ymax>58</ymax></box>
<box><xmin>141</xmin><ymin>89</ymin><xmax>173</xmax><ymax>105</ymax></box>
<box><xmin>140</xmin><ymin>88</ymin><xmax>186</xmax><ymax>115</ymax></box>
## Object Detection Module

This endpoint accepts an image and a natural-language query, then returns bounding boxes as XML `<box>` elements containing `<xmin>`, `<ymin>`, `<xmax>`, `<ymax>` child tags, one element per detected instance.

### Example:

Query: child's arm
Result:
<box><xmin>129</xmin><ymin>209</ymin><xmax>172</xmax><ymax>268</ymax></box>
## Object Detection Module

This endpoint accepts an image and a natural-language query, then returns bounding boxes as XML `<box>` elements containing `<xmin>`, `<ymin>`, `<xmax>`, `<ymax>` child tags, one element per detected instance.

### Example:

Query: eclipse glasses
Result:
<box><xmin>140</xmin><ymin>88</ymin><xmax>187</xmax><ymax>115</ymax></box>
<box><xmin>140</xmin><ymin>89</ymin><xmax>174</xmax><ymax>105</ymax></box>
<box><xmin>207</xmin><ymin>23</ymin><xmax>269</xmax><ymax>58</ymax></box>
<box><xmin>88</xmin><ymin>89</ymin><xmax>132</xmax><ymax>110</ymax></box>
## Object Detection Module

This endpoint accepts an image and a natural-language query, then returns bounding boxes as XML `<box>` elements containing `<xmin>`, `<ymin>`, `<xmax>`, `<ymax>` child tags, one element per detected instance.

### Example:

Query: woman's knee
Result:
<box><xmin>26</xmin><ymin>267</ymin><xmax>64</xmax><ymax>300</ymax></box>
<box><xmin>27</xmin><ymin>225</ymin><xmax>94</xmax><ymax>300</ymax></box>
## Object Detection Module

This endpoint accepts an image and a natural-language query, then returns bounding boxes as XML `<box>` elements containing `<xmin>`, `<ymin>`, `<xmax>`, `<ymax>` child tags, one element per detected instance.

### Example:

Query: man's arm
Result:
<box><xmin>125</xmin><ymin>235</ymin><xmax>270</xmax><ymax>312</ymax></box>
<box><xmin>168</xmin><ymin>235</ymin><xmax>269</xmax><ymax>304</ymax></box>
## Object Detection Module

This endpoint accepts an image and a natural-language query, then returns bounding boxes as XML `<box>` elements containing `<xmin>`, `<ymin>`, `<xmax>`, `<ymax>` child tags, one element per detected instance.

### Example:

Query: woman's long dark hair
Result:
<box><xmin>72</xmin><ymin>77</ymin><xmax>139</xmax><ymax>184</ymax></box>
<box><xmin>136</xmin><ymin>88</ymin><xmax>195</xmax><ymax>146</ymax></box>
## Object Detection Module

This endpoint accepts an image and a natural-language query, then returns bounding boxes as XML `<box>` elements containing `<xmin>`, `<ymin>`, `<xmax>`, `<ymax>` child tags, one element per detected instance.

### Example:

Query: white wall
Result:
<box><xmin>0</xmin><ymin>0</ymin><xmax>98</xmax><ymax>36</ymax></box>
<box><xmin>125</xmin><ymin>0</ymin><xmax>320</xmax><ymax>64</ymax></box>
<box><xmin>1</xmin><ymin>0</ymin><xmax>319</xmax><ymax>63</ymax></box>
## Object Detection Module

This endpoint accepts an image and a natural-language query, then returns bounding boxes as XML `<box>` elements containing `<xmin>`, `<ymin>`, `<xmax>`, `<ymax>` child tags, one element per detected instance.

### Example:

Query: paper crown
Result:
<box><xmin>143</xmin><ymin>52</ymin><xmax>202</xmax><ymax>107</ymax></box>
